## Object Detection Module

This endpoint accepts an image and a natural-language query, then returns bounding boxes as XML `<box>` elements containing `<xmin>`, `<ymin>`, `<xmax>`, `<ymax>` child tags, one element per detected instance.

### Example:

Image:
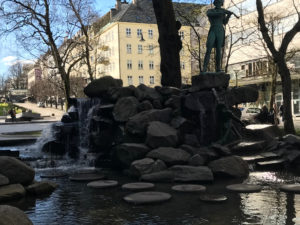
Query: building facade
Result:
<box><xmin>71</xmin><ymin>0</ymin><xmax>203</xmax><ymax>87</ymax></box>
<box><xmin>225</xmin><ymin>0</ymin><xmax>300</xmax><ymax>115</ymax></box>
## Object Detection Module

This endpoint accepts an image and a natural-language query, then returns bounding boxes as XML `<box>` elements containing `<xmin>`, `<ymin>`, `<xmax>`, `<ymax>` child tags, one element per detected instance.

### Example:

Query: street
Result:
<box><xmin>14</xmin><ymin>102</ymin><xmax>65</xmax><ymax>121</ymax></box>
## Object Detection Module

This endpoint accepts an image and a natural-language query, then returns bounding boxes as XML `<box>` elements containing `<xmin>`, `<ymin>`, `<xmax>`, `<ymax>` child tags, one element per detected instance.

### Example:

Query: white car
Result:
<box><xmin>37</xmin><ymin>102</ymin><xmax>45</xmax><ymax>107</ymax></box>
<box><xmin>240</xmin><ymin>107</ymin><xmax>261</xmax><ymax>122</ymax></box>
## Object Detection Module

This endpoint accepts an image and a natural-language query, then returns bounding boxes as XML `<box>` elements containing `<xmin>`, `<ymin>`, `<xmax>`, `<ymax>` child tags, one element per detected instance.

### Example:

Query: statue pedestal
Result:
<box><xmin>190</xmin><ymin>72</ymin><xmax>230</xmax><ymax>92</ymax></box>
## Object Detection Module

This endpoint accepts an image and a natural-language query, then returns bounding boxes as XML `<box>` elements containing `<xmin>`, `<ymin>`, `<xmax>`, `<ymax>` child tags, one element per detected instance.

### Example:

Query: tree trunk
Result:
<box><xmin>152</xmin><ymin>0</ymin><xmax>182</xmax><ymax>88</ymax></box>
<box><xmin>269</xmin><ymin>64</ymin><xmax>277</xmax><ymax>111</ymax></box>
<box><xmin>278</xmin><ymin>58</ymin><xmax>295</xmax><ymax>134</ymax></box>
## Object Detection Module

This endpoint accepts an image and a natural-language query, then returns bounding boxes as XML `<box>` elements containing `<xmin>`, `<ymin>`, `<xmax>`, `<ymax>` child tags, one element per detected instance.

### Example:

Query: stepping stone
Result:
<box><xmin>87</xmin><ymin>180</ymin><xmax>118</xmax><ymax>189</ymax></box>
<box><xmin>226</xmin><ymin>184</ymin><xmax>262</xmax><ymax>193</ymax></box>
<box><xmin>40</xmin><ymin>172</ymin><xmax>68</xmax><ymax>178</ymax></box>
<box><xmin>199</xmin><ymin>194</ymin><xmax>227</xmax><ymax>202</ymax></box>
<box><xmin>256</xmin><ymin>159</ymin><xmax>286</xmax><ymax>170</ymax></box>
<box><xmin>69</xmin><ymin>173</ymin><xmax>105</xmax><ymax>182</ymax></box>
<box><xmin>241</xmin><ymin>155</ymin><xmax>264</xmax><ymax>163</ymax></box>
<box><xmin>280</xmin><ymin>184</ymin><xmax>300</xmax><ymax>194</ymax></box>
<box><xmin>122</xmin><ymin>182</ymin><xmax>155</xmax><ymax>191</ymax></box>
<box><xmin>171</xmin><ymin>184</ymin><xmax>206</xmax><ymax>193</ymax></box>
<box><xmin>123</xmin><ymin>191</ymin><xmax>171</xmax><ymax>204</ymax></box>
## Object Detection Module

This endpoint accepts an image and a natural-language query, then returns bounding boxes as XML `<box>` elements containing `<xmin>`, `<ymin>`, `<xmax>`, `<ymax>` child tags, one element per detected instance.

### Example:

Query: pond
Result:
<box><xmin>2</xmin><ymin>146</ymin><xmax>300</xmax><ymax>225</ymax></box>
<box><xmin>0</xmin><ymin>146</ymin><xmax>300</xmax><ymax>225</ymax></box>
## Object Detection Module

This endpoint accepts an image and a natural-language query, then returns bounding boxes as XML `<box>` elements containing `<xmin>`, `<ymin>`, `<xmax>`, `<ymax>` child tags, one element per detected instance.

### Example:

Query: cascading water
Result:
<box><xmin>76</xmin><ymin>98</ymin><xmax>101</xmax><ymax>150</ymax></box>
<box><xmin>26</xmin><ymin>98</ymin><xmax>102</xmax><ymax>170</ymax></box>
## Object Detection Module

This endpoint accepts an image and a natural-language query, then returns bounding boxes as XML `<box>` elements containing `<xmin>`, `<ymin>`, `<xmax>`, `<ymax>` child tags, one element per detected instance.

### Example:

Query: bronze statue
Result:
<box><xmin>202</xmin><ymin>0</ymin><xmax>239</xmax><ymax>73</ymax></box>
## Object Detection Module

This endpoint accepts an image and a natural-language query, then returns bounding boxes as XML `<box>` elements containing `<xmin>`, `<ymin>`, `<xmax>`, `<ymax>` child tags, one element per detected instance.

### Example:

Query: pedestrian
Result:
<box><xmin>8</xmin><ymin>108</ymin><xmax>16</xmax><ymax>122</ymax></box>
<box><xmin>279</xmin><ymin>104</ymin><xmax>284</xmax><ymax>122</ymax></box>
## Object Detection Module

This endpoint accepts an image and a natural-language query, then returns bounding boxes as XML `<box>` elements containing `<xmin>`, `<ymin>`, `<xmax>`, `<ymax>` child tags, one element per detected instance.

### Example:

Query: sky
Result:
<box><xmin>0</xmin><ymin>0</ymin><xmax>116</xmax><ymax>77</ymax></box>
<box><xmin>0</xmin><ymin>0</ymin><xmax>206</xmax><ymax>77</ymax></box>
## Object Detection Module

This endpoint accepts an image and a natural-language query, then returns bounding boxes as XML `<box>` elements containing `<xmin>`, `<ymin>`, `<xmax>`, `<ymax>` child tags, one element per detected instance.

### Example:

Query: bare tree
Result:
<box><xmin>0</xmin><ymin>0</ymin><xmax>96</xmax><ymax>108</ymax></box>
<box><xmin>256</xmin><ymin>0</ymin><xmax>300</xmax><ymax>134</ymax></box>
<box><xmin>65</xmin><ymin>0</ymin><xmax>98</xmax><ymax>81</ymax></box>
<box><xmin>7</xmin><ymin>62</ymin><xmax>28</xmax><ymax>90</ymax></box>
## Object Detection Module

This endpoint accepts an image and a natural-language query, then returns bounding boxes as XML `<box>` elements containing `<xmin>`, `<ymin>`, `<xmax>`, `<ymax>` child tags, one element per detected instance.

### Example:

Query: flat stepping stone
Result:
<box><xmin>69</xmin><ymin>173</ymin><xmax>105</xmax><ymax>182</ymax></box>
<box><xmin>40</xmin><ymin>172</ymin><xmax>68</xmax><ymax>178</ymax></box>
<box><xmin>171</xmin><ymin>184</ymin><xmax>206</xmax><ymax>192</ymax></box>
<box><xmin>280</xmin><ymin>184</ymin><xmax>300</xmax><ymax>194</ymax></box>
<box><xmin>241</xmin><ymin>155</ymin><xmax>264</xmax><ymax>163</ymax></box>
<box><xmin>124</xmin><ymin>191</ymin><xmax>171</xmax><ymax>204</ymax></box>
<box><xmin>122</xmin><ymin>182</ymin><xmax>155</xmax><ymax>191</ymax></box>
<box><xmin>199</xmin><ymin>194</ymin><xmax>227</xmax><ymax>202</ymax></box>
<box><xmin>87</xmin><ymin>180</ymin><xmax>118</xmax><ymax>189</ymax></box>
<box><xmin>226</xmin><ymin>184</ymin><xmax>262</xmax><ymax>193</ymax></box>
<box><xmin>256</xmin><ymin>159</ymin><xmax>286</xmax><ymax>170</ymax></box>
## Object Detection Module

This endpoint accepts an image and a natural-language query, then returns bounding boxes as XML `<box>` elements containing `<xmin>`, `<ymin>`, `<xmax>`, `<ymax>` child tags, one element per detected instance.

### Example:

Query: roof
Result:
<box><xmin>93</xmin><ymin>0</ymin><xmax>206</xmax><ymax>32</ymax></box>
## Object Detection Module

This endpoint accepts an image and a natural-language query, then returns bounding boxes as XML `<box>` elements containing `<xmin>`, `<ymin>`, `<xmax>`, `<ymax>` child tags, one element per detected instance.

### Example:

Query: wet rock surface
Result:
<box><xmin>0</xmin><ymin>205</ymin><xmax>33</xmax><ymax>225</ymax></box>
<box><xmin>0</xmin><ymin>156</ymin><xmax>35</xmax><ymax>185</ymax></box>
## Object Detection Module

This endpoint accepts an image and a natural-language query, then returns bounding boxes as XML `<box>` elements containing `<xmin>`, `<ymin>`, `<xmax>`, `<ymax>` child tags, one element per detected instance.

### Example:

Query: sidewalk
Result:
<box><xmin>14</xmin><ymin>102</ymin><xmax>65</xmax><ymax>121</ymax></box>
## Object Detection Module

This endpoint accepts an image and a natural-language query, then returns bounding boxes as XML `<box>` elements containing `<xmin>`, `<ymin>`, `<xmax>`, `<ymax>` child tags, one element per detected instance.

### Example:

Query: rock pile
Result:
<box><xmin>48</xmin><ymin>74</ymin><xmax>260</xmax><ymax>182</ymax></box>
<box><xmin>0</xmin><ymin>156</ymin><xmax>57</xmax><ymax>203</ymax></box>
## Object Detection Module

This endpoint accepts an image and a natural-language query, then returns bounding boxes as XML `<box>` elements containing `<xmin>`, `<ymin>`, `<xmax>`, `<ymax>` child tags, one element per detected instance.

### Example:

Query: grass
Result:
<box><xmin>2</xmin><ymin>131</ymin><xmax>42</xmax><ymax>136</ymax></box>
<box><xmin>0</xmin><ymin>103</ymin><xmax>24</xmax><ymax>116</ymax></box>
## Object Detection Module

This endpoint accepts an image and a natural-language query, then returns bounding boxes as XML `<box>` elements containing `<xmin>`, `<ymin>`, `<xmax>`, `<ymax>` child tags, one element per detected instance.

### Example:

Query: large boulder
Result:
<box><xmin>130</xmin><ymin>158</ymin><xmax>167</xmax><ymax>177</ymax></box>
<box><xmin>282</xmin><ymin>134</ymin><xmax>300</xmax><ymax>147</ymax></box>
<box><xmin>113</xmin><ymin>96</ymin><xmax>139</xmax><ymax>122</ymax></box>
<box><xmin>190</xmin><ymin>73</ymin><xmax>230</xmax><ymax>91</ymax></box>
<box><xmin>84</xmin><ymin>76</ymin><xmax>123</xmax><ymax>98</ymax></box>
<box><xmin>134</xmin><ymin>84</ymin><xmax>162</xmax><ymax>102</ymax></box>
<box><xmin>226</xmin><ymin>86</ymin><xmax>258</xmax><ymax>106</ymax></box>
<box><xmin>0</xmin><ymin>184</ymin><xmax>26</xmax><ymax>202</ymax></box>
<box><xmin>0</xmin><ymin>205</ymin><xmax>33</xmax><ymax>225</ymax></box>
<box><xmin>0</xmin><ymin>157</ymin><xmax>35</xmax><ymax>185</ymax></box>
<box><xmin>146</xmin><ymin>147</ymin><xmax>191</xmax><ymax>165</ymax></box>
<box><xmin>26</xmin><ymin>181</ymin><xmax>58</xmax><ymax>196</ymax></box>
<box><xmin>107</xmin><ymin>86</ymin><xmax>136</xmax><ymax>102</ymax></box>
<box><xmin>113</xmin><ymin>143</ymin><xmax>151</xmax><ymax>168</ymax></box>
<box><xmin>138</xmin><ymin>100</ymin><xmax>153</xmax><ymax>112</ymax></box>
<box><xmin>146</xmin><ymin>121</ymin><xmax>178</xmax><ymax>148</ymax></box>
<box><xmin>126</xmin><ymin>108</ymin><xmax>172</xmax><ymax>136</ymax></box>
<box><xmin>208</xmin><ymin>156</ymin><xmax>249</xmax><ymax>178</ymax></box>
<box><xmin>170</xmin><ymin>165</ymin><xmax>214</xmax><ymax>182</ymax></box>
<box><xmin>140</xmin><ymin>171</ymin><xmax>175</xmax><ymax>182</ymax></box>
<box><xmin>0</xmin><ymin>174</ymin><xmax>9</xmax><ymax>186</ymax></box>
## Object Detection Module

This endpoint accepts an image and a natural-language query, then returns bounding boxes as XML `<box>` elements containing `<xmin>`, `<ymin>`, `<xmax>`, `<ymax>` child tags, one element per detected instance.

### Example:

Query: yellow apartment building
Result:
<box><xmin>73</xmin><ymin>0</ymin><xmax>203</xmax><ymax>87</ymax></box>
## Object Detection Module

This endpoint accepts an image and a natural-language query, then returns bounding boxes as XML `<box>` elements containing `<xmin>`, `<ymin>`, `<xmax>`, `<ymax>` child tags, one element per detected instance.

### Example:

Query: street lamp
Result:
<box><xmin>233</xmin><ymin>69</ymin><xmax>240</xmax><ymax>88</ymax></box>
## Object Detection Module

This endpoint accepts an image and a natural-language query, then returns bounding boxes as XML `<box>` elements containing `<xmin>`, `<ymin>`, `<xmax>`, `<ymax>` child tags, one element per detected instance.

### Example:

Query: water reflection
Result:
<box><xmin>4</xmin><ymin>168</ymin><xmax>300</xmax><ymax>224</ymax></box>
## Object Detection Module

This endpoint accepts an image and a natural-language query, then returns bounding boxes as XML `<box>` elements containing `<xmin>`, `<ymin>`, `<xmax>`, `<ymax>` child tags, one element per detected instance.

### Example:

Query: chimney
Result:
<box><xmin>115</xmin><ymin>0</ymin><xmax>121</xmax><ymax>10</ymax></box>
<box><xmin>132</xmin><ymin>0</ymin><xmax>138</xmax><ymax>6</ymax></box>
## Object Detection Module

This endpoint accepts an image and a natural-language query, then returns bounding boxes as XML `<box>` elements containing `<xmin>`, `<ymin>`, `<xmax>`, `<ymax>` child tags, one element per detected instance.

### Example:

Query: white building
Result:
<box><xmin>225</xmin><ymin>0</ymin><xmax>300</xmax><ymax>115</ymax></box>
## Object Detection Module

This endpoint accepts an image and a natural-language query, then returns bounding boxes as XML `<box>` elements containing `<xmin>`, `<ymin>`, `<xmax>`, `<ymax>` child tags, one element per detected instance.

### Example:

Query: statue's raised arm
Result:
<box><xmin>202</xmin><ymin>0</ymin><xmax>238</xmax><ymax>73</ymax></box>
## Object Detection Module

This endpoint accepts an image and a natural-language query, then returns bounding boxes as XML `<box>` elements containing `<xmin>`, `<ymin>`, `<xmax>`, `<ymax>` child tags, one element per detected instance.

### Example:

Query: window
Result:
<box><xmin>128</xmin><ymin>76</ymin><xmax>133</xmax><ymax>85</ymax></box>
<box><xmin>126</xmin><ymin>28</ymin><xmax>131</xmax><ymax>37</ymax></box>
<box><xmin>148</xmin><ymin>29</ymin><xmax>153</xmax><ymax>39</ymax></box>
<box><xmin>181</xmin><ymin>62</ymin><xmax>185</xmax><ymax>70</ymax></box>
<box><xmin>138</xmin><ymin>60</ymin><xmax>143</xmax><ymax>70</ymax></box>
<box><xmin>138</xmin><ymin>45</ymin><xmax>143</xmax><ymax>54</ymax></box>
<box><xmin>126</xmin><ymin>44</ymin><xmax>132</xmax><ymax>54</ymax></box>
<box><xmin>149</xmin><ymin>61</ymin><xmax>154</xmax><ymax>70</ymax></box>
<box><xmin>179</xmin><ymin>31</ymin><xmax>184</xmax><ymax>40</ymax></box>
<box><xmin>90</xmin><ymin>56</ymin><xmax>94</xmax><ymax>63</ymax></box>
<box><xmin>150</xmin><ymin>76</ymin><xmax>154</xmax><ymax>85</ymax></box>
<box><xmin>137</xmin><ymin>29</ymin><xmax>142</xmax><ymax>38</ymax></box>
<box><xmin>149</xmin><ymin>45</ymin><xmax>154</xmax><ymax>54</ymax></box>
<box><xmin>127</xmin><ymin>60</ymin><xmax>132</xmax><ymax>70</ymax></box>
<box><xmin>139</xmin><ymin>76</ymin><xmax>144</xmax><ymax>84</ymax></box>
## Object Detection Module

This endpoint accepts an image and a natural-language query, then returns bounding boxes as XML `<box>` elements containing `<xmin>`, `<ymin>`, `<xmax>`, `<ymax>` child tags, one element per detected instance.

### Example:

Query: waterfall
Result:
<box><xmin>76</xmin><ymin>98</ymin><xmax>101</xmax><ymax>151</ymax></box>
